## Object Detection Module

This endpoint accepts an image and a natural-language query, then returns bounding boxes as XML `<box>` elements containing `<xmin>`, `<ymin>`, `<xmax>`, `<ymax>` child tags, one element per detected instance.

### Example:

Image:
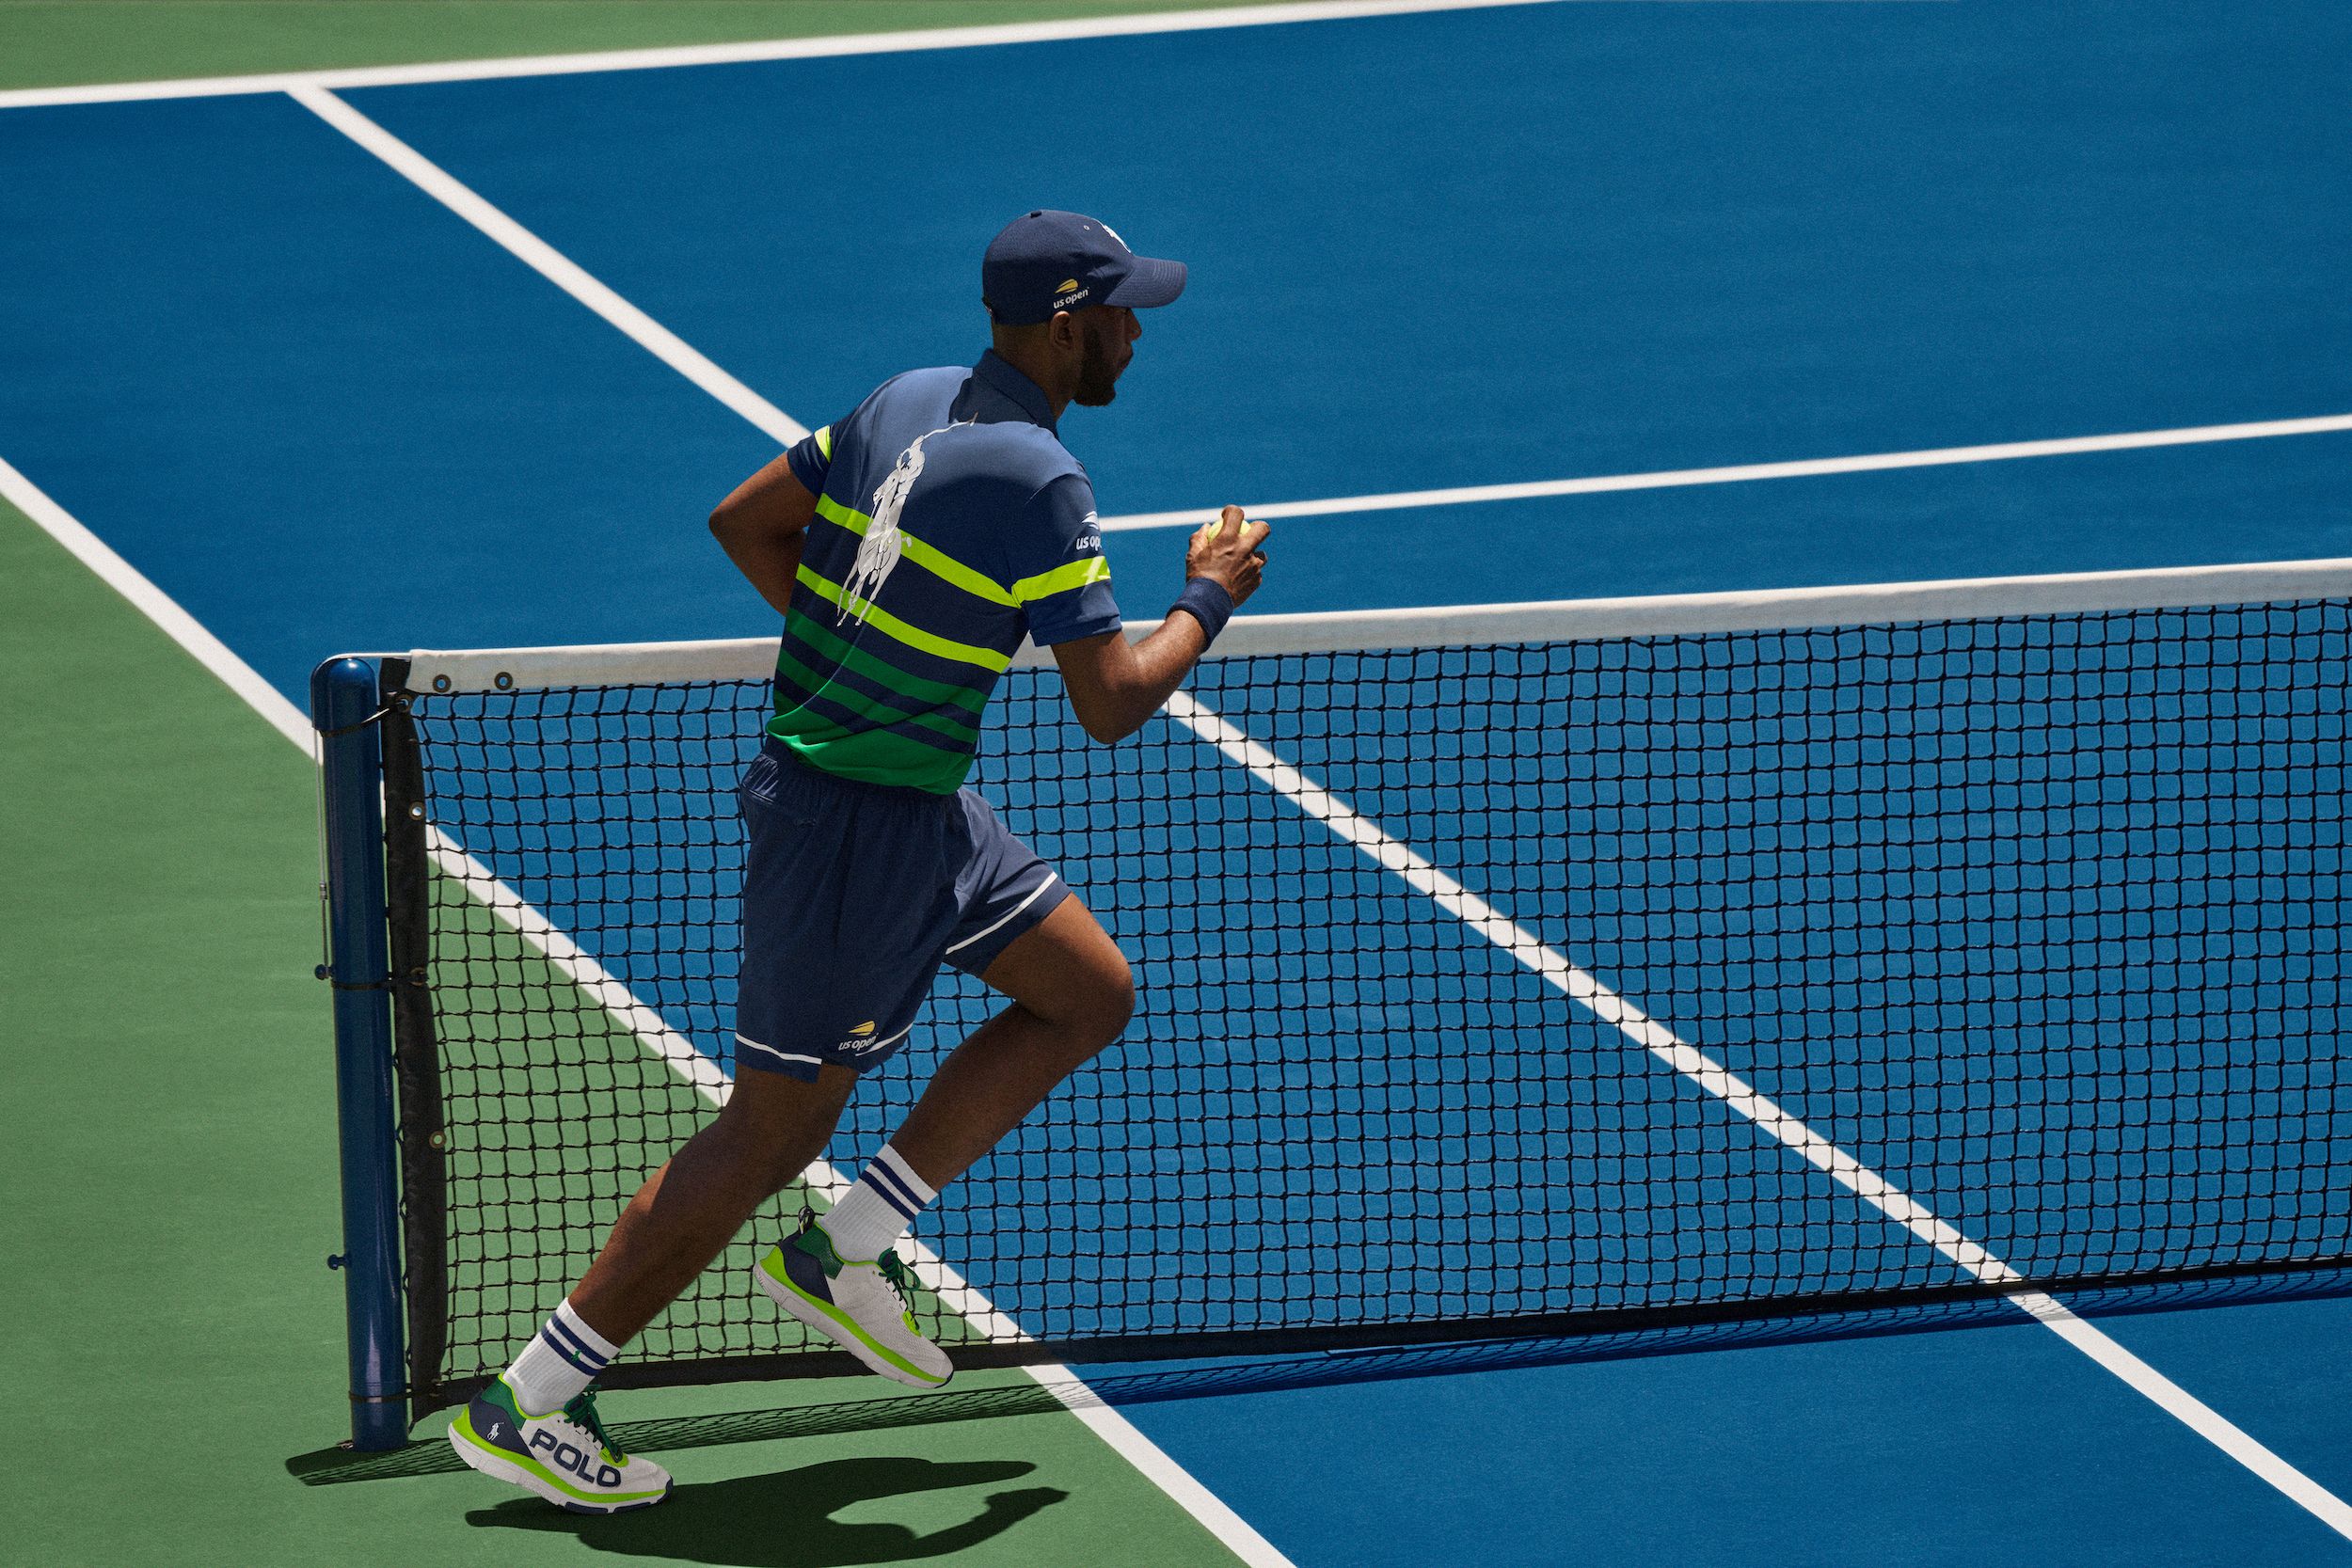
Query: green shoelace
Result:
<box><xmin>561</xmin><ymin>1390</ymin><xmax>626</xmax><ymax>1465</ymax></box>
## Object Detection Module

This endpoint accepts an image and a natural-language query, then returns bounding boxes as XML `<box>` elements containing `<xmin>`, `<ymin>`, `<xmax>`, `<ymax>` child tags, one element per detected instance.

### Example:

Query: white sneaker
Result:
<box><xmin>755</xmin><ymin>1218</ymin><xmax>953</xmax><ymax>1389</ymax></box>
<box><xmin>447</xmin><ymin>1377</ymin><xmax>671</xmax><ymax>1513</ymax></box>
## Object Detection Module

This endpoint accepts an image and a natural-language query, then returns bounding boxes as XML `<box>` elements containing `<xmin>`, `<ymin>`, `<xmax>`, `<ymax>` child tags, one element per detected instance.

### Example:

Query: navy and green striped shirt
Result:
<box><xmin>772</xmin><ymin>350</ymin><xmax>1120</xmax><ymax>793</ymax></box>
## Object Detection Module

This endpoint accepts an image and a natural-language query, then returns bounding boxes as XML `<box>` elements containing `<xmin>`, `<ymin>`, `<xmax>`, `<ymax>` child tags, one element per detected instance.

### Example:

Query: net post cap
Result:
<box><xmin>982</xmin><ymin>210</ymin><xmax>1186</xmax><ymax>325</ymax></box>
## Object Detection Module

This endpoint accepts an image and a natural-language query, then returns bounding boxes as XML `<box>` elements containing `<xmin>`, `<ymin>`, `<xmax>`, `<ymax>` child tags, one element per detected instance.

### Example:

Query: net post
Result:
<box><xmin>310</xmin><ymin>656</ymin><xmax>408</xmax><ymax>1452</ymax></box>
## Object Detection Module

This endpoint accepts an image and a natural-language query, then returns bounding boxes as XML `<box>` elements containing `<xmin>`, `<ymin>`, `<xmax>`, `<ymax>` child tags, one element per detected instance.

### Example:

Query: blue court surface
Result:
<box><xmin>9</xmin><ymin>2</ymin><xmax>2352</xmax><ymax>1562</ymax></box>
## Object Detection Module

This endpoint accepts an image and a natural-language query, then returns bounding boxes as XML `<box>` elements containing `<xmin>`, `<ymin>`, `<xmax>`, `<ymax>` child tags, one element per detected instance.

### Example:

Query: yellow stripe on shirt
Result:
<box><xmin>792</xmin><ymin>563</ymin><xmax>1013</xmax><ymax>672</ymax></box>
<box><xmin>814</xmin><ymin>494</ymin><xmax>1019</xmax><ymax>608</ymax></box>
<box><xmin>1011</xmin><ymin>554</ymin><xmax>1113</xmax><ymax>604</ymax></box>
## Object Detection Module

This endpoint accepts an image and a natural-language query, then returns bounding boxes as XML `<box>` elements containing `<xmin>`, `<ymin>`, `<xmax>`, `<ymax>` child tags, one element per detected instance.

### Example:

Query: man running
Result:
<box><xmin>449</xmin><ymin>210</ymin><xmax>1271</xmax><ymax>1512</ymax></box>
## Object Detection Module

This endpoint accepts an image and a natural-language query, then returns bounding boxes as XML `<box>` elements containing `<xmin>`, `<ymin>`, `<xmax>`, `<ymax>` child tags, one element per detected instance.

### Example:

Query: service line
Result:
<box><xmin>1097</xmin><ymin>412</ymin><xmax>2352</xmax><ymax>532</ymax></box>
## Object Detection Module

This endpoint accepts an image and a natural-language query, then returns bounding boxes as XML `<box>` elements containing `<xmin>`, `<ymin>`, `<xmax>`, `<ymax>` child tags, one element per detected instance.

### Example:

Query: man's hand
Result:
<box><xmin>1185</xmin><ymin>504</ymin><xmax>1270</xmax><ymax>608</ymax></box>
<box><xmin>1053</xmin><ymin>503</ymin><xmax>1271</xmax><ymax>745</ymax></box>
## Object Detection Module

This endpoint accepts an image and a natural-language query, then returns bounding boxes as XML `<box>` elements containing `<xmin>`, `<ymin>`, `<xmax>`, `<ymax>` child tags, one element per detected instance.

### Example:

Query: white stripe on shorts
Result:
<box><xmin>736</xmin><ymin>1033</ymin><xmax>823</xmax><ymax>1069</ymax></box>
<box><xmin>943</xmin><ymin>874</ymin><xmax>1061</xmax><ymax>957</ymax></box>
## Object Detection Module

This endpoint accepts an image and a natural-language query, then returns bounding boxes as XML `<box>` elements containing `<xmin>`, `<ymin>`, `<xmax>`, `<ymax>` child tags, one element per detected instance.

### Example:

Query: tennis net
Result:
<box><xmin>326</xmin><ymin>559</ymin><xmax>2352</xmax><ymax>1420</ymax></box>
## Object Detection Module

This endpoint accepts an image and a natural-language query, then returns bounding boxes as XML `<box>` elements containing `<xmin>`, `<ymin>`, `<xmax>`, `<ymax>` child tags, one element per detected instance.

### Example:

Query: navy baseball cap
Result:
<box><xmin>982</xmin><ymin>210</ymin><xmax>1186</xmax><ymax>325</ymax></box>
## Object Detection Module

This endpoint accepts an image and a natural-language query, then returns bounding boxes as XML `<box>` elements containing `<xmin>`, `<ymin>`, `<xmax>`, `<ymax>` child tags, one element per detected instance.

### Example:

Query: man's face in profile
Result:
<box><xmin>1071</xmin><ymin>307</ymin><xmax>1138</xmax><ymax>407</ymax></box>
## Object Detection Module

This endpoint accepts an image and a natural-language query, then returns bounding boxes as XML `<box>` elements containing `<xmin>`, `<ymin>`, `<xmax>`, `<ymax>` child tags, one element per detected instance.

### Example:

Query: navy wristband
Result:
<box><xmin>1170</xmin><ymin>578</ymin><xmax>1234</xmax><ymax>643</ymax></box>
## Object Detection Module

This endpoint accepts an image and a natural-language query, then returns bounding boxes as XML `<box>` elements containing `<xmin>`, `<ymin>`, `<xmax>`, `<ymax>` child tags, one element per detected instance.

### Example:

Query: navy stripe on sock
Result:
<box><xmin>545</xmin><ymin>1313</ymin><xmax>612</xmax><ymax>1367</ymax></box>
<box><xmin>539</xmin><ymin>1324</ymin><xmax>606</xmax><ymax>1374</ymax></box>
<box><xmin>871</xmin><ymin>1155</ymin><xmax>930</xmax><ymax>1208</ymax></box>
<box><xmin>865</xmin><ymin>1164</ymin><xmax>926</xmax><ymax>1220</ymax></box>
<box><xmin>864</xmin><ymin>1180</ymin><xmax>921</xmax><ymax>1223</ymax></box>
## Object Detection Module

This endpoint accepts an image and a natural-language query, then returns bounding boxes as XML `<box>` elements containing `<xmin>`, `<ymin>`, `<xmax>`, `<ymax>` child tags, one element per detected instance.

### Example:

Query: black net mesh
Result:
<box><xmin>386</xmin><ymin>599</ymin><xmax>2352</xmax><ymax>1414</ymax></box>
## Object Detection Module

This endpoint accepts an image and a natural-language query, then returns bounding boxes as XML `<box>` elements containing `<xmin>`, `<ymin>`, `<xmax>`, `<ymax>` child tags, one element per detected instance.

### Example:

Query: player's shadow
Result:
<box><xmin>466</xmin><ymin>1455</ymin><xmax>1065</xmax><ymax>1567</ymax></box>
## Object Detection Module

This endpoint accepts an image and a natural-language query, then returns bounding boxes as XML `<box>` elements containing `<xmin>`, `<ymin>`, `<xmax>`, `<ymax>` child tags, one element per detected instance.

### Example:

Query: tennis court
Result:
<box><xmin>9</xmin><ymin>2</ymin><xmax>2352</xmax><ymax>1563</ymax></box>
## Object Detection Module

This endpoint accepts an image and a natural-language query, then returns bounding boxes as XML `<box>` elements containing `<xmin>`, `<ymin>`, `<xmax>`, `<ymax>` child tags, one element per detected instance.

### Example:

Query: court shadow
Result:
<box><xmin>465</xmin><ymin>1456</ymin><xmax>1064</xmax><ymax>1567</ymax></box>
<box><xmin>290</xmin><ymin>1262</ymin><xmax>2352</xmax><ymax>1492</ymax></box>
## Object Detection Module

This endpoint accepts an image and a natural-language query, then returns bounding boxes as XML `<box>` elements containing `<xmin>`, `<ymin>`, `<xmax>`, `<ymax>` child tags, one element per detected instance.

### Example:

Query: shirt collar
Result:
<box><xmin>974</xmin><ymin>350</ymin><xmax>1058</xmax><ymax>434</ymax></box>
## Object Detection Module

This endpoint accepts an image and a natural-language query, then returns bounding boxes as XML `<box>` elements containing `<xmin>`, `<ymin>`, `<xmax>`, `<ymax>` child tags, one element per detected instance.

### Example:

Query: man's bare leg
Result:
<box><xmin>753</xmin><ymin>896</ymin><xmax>1131</xmax><ymax>1388</ymax></box>
<box><xmin>568</xmin><ymin>1063</ymin><xmax>857</xmax><ymax>1343</ymax></box>
<box><xmin>889</xmin><ymin>895</ymin><xmax>1134</xmax><ymax>1190</ymax></box>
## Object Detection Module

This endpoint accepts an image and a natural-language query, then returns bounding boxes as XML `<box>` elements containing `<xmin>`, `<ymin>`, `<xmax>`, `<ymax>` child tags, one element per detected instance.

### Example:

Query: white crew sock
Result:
<box><xmin>818</xmin><ymin>1144</ymin><xmax>937</xmax><ymax>1260</ymax></box>
<box><xmin>502</xmin><ymin>1298</ymin><xmax>619</xmax><ymax>1416</ymax></box>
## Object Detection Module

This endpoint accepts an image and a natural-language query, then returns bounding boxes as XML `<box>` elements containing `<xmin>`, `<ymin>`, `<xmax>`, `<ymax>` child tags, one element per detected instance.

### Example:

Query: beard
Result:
<box><xmin>1071</xmin><ymin>325</ymin><xmax>1121</xmax><ymax>406</ymax></box>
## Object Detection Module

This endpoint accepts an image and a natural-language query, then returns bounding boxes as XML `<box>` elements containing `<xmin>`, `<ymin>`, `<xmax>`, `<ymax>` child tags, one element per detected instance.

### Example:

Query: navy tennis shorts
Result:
<box><xmin>733</xmin><ymin>738</ymin><xmax>1070</xmax><ymax>1081</ymax></box>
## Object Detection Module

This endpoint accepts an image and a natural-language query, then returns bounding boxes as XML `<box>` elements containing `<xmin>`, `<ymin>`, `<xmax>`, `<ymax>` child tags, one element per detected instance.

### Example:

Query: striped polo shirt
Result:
<box><xmin>772</xmin><ymin>350</ymin><xmax>1121</xmax><ymax>793</ymax></box>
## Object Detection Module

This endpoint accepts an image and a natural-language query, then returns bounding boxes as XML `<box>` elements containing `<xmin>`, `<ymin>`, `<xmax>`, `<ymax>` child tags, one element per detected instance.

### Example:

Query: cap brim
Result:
<box><xmin>1103</xmin><ymin>255</ymin><xmax>1186</xmax><ymax>309</ymax></box>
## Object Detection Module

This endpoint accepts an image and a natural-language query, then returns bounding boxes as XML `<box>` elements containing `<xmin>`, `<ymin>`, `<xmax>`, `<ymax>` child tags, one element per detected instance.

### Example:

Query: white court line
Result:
<box><xmin>0</xmin><ymin>457</ymin><xmax>1296</xmax><ymax>1568</ymax></box>
<box><xmin>287</xmin><ymin>86</ymin><xmax>807</xmax><ymax>447</ymax></box>
<box><xmin>1097</xmin><ymin>412</ymin><xmax>2352</xmax><ymax>531</ymax></box>
<box><xmin>21</xmin><ymin>29</ymin><xmax>2324</xmax><ymax>1543</ymax></box>
<box><xmin>0</xmin><ymin>455</ymin><xmax>311</xmax><ymax>748</ymax></box>
<box><xmin>419</xmin><ymin>830</ymin><xmax>1293</xmax><ymax>1565</ymax></box>
<box><xmin>1158</xmin><ymin>687</ymin><xmax>2352</xmax><ymax>1543</ymax></box>
<box><xmin>0</xmin><ymin>1</ymin><xmax>1565</xmax><ymax>109</ymax></box>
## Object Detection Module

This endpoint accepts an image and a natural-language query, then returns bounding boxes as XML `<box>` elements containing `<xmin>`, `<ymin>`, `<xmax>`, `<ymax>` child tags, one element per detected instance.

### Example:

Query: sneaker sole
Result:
<box><xmin>447</xmin><ymin>1417</ymin><xmax>669</xmax><ymax>1514</ymax></box>
<box><xmin>755</xmin><ymin>1252</ymin><xmax>952</xmax><ymax>1390</ymax></box>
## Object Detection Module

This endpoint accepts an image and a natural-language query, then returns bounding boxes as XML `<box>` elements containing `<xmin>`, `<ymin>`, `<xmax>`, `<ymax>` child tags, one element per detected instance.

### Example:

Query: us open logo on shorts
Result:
<box><xmin>834</xmin><ymin>1020</ymin><xmax>907</xmax><ymax>1057</ymax></box>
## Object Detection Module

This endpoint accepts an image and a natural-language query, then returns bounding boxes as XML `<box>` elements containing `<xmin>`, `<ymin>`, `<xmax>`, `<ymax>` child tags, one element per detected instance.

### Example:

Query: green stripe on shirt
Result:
<box><xmin>785</xmin><ymin>611</ymin><xmax>990</xmax><ymax>716</ymax></box>
<box><xmin>771</xmin><ymin>721</ymin><xmax>977</xmax><ymax>791</ymax></box>
<box><xmin>772</xmin><ymin>643</ymin><xmax>982</xmax><ymax>746</ymax></box>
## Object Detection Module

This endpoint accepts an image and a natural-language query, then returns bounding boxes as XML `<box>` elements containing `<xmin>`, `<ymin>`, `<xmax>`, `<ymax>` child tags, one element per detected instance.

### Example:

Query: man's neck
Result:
<box><xmin>987</xmin><ymin>341</ymin><xmax>1073</xmax><ymax>421</ymax></box>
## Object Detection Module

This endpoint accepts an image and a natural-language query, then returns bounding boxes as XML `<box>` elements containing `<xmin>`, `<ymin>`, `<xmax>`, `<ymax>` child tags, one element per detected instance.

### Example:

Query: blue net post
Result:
<box><xmin>310</xmin><ymin>657</ymin><xmax>408</xmax><ymax>1450</ymax></box>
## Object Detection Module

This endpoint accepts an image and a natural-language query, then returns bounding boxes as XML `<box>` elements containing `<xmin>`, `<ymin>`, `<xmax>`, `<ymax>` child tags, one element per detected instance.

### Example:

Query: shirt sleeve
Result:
<box><xmin>784</xmin><ymin>421</ymin><xmax>836</xmax><ymax>495</ymax></box>
<box><xmin>1009</xmin><ymin>473</ymin><xmax>1121</xmax><ymax>645</ymax></box>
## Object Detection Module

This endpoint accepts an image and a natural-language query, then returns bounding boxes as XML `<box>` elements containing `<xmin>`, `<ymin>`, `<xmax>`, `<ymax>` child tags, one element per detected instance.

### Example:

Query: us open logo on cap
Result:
<box><xmin>1054</xmin><ymin>277</ymin><xmax>1091</xmax><ymax>309</ymax></box>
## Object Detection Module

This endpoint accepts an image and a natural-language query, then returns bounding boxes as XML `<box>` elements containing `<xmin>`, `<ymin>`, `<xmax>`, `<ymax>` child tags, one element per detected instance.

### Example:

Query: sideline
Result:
<box><xmin>0</xmin><ymin>454</ymin><xmax>1300</xmax><ymax>1568</ymax></box>
<box><xmin>1163</xmin><ymin>683</ymin><xmax>2352</xmax><ymax>1545</ymax></box>
<box><xmin>1098</xmin><ymin>413</ymin><xmax>2352</xmax><ymax>531</ymax></box>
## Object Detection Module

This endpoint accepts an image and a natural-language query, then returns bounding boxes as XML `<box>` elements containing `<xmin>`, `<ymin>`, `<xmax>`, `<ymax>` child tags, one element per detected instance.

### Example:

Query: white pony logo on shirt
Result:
<box><xmin>841</xmin><ymin>421</ymin><xmax>968</xmax><ymax>624</ymax></box>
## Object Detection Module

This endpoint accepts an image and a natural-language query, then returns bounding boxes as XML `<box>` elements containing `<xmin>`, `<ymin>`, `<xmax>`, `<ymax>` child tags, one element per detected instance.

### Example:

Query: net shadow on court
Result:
<box><xmin>289</xmin><ymin>1259</ymin><xmax>2352</xmax><ymax>1486</ymax></box>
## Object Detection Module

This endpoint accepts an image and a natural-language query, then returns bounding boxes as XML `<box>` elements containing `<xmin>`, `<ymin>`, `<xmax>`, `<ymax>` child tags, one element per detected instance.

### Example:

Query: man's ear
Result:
<box><xmin>1047</xmin><ymin>309</ymin><xmax>1082</xmax><ymax>352</ymax></box>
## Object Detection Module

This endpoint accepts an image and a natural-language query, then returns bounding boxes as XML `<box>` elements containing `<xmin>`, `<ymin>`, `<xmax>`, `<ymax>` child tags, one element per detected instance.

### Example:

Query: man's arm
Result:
<box><xmin>708</xmin><ymin>454</ymin><xmax>819</xmax><ymax>616</ymax></box>
<box><xmin>1053</xmin><ymin>505</ymin><xmax>1269</xmax><ymax>744</ymax></box>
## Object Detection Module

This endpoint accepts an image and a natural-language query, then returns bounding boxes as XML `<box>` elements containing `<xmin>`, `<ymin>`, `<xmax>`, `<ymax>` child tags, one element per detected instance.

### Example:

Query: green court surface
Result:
<box><xmin>1</xmin><ymin>8</ymin><xmax>1263</xmax><ymax>1563</ymax></box>
<box><xmin>0</xmin><ymin>0</ymin><xmax>1264</xmax><ymax>88</ymax></box>
<box><xmin>0</xmin><ymin>499</ymin><xmax>1250</xmax><ymax>1566</ymax></box>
